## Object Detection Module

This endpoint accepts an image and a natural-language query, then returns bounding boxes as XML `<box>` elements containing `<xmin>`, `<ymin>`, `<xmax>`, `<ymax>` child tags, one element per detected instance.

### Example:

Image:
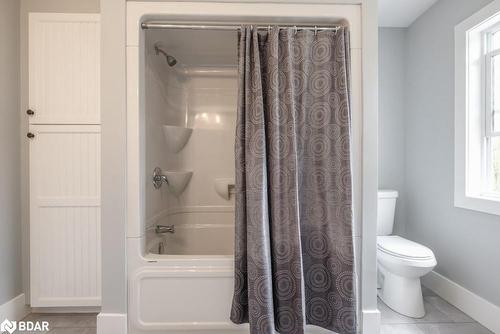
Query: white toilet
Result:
<box><xmin>377</xmin><ymin>190</ymin><xmax>437</xmax><ymax>318</ymax></box>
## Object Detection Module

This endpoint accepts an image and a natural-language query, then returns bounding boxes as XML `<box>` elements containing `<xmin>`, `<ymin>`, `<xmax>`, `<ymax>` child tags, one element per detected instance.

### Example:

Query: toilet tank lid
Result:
<box><xmin>378</xmin><ymin>190</ymin><xmax>399</xmax><ymax>199</ymax></box>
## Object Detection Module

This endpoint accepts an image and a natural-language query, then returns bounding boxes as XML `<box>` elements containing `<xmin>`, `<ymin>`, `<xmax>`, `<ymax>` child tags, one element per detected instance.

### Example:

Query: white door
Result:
<box><xmin>29</xmin><ymin>13</ymin><xmax>100</xmax><ymax>124</ymax></box>
<box><xmin>29</xmin><ymin>125</ymin><xmax>101</xmax><ymax>307</ymax></box>
<box><xmin>29</xmin><ymin>13</ymin><xmax>101</xmax><ymax>307</ymax></box>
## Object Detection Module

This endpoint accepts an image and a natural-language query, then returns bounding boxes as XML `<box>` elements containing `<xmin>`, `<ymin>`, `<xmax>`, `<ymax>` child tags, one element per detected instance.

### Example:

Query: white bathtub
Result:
<box><xmin>128</xmin><ymin>207</ymin><xmax>246</xmax><ymax>334</ymax></box>
<box><xmin>129</xmin><ymin>212</ymin><xmax>341</xmax><ymax>334</ymax></box>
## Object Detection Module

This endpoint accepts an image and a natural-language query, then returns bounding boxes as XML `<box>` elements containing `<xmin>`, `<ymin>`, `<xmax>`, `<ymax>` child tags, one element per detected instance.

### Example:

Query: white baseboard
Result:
<box><xmin>97</xmin><ymin>313</ymin><xmax>127</xmax><ymax>334</ymax></box>
<box><xmin>0</xmin><ymin>294</ymin><xmax>31</xmax><ymax>321</ymax></box>
<box><xmin>362</xmin><ymin>308</ymin><xmax>381</xmax><ymax>334</ymax></box>
<box><xmin>31</xmin><ymin>306</ymin><xmax>100</xmax><ymax>313</ymax></box>
<box><xmin>422</xmin><ymin>271</ymin><xmax>500</xmax><ymax>333</ymax></box>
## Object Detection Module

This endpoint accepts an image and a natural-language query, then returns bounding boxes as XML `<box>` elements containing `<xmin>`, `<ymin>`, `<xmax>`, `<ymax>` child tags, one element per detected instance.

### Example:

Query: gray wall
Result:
<box><xmin>19</xmin><ymin>0</ymin><xmax>100</xmax><ymax>302</ymax></box>
<box><xmin>0</xmin><ymin>0</ymin><xmax>22</xmax><ymax>306</ymax></box>
<box><xmin>405</xmin><ymin>0</ymin><xmax>500</xmax><ymax>306</ymax></box>
<box><xmin>378</xmin><ymin>28</ymin><xmax>407</xmax><ymax>235</ymax></box>
<box><xmin>100</xmin><ymin>0</ymin><xmax>127</xmax><ymax>315</ymax></box>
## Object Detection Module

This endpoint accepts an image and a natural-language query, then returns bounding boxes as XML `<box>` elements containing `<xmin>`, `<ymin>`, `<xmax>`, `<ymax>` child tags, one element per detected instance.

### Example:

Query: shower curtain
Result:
<box><xmin>230</xmin><ymin>26</ymin><xmax>356</xmax><ymax>334</ymax></box>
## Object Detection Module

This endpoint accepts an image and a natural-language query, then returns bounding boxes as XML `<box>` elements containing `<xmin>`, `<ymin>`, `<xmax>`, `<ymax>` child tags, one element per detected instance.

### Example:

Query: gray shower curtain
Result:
<box><xmin>230</xmin><ymin>26</ymin><xmax>356</xmax><ymax>334</ymax></box>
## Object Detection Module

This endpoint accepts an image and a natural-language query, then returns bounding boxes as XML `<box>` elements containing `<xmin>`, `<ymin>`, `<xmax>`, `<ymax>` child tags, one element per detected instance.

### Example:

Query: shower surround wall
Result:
<box><xmin>144</xmin><ymin>36</ymin><xmax>237</xmax><ymax>243</ymax></box>
<box><xmin>144</xmin><ymin>48</ymin><xmax>176</xmax><ymax>229</ymax></box>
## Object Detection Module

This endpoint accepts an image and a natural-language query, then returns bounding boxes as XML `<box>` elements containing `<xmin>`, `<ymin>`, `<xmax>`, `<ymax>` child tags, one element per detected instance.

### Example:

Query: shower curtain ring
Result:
<box><xmin>314</xmin><ymin>26</ymin><xmax>318</xmax><ymax>35</ymax></box>
<box><xmin>294</xmin><ymin>26</ymin><xmax>297</xmax><ymax>35</ymax></box>
<box><xmin>268</xmin><ymin>25</ymin><xmax>271</xmax><ymax>33</ymax></box>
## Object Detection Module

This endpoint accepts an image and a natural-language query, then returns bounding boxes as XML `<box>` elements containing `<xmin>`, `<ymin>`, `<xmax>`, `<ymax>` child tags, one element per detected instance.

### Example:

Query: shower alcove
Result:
<box><xmin>126</xmin><ymin>2</ymin><xmax>365</xmax><ymax>334</ymax></box>
<box><xmin>144</xmin><ymin>25</ymin><xmax>237</xmax><ymax>255</ymax></box>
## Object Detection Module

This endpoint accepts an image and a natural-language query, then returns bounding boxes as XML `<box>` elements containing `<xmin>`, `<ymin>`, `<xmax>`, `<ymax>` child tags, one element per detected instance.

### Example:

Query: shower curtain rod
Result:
<box><xmin>141</xmin><ymin>22</ymin><xmax>342</xmax><ymax>31</ymax></box>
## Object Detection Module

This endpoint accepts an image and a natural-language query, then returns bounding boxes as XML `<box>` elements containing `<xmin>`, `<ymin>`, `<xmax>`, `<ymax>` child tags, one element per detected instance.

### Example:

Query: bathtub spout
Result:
<box><xmin>158</xmin><ymin>241</ymin><xmax>165</xmax><ymax>254</ymax></box>
<box><xmin>156</xmin><ymin>224</ymin><xmax>175</xmax><ymax>234</ymax></box>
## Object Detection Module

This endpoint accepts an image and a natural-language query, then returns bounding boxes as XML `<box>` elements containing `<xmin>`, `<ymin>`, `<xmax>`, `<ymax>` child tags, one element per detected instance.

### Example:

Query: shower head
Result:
<box><xmin>163</xmin><ymin>54</ymin><xmax>177</xmax><ymax>67</ymax></box>
<box><xmin>154</xmin><ymin>43</ymin><xmax>177</xmax><ymax>67</ymax></box>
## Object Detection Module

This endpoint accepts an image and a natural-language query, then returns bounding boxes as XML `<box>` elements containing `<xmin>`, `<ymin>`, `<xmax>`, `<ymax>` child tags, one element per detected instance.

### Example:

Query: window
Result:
<box><xmin>455</xmin><ymin>0</ymin><xmax>500</xmax><ymax>215</ymax></box>
<box><xmin>485</xmin><ymin>27</ymin><xmax>500</xmax><ymax>194</ymax></box>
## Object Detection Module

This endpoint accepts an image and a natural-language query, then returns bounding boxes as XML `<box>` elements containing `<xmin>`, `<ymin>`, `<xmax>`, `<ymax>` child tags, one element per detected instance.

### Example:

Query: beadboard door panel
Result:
<box><xmin>28</xmin><ymin>13</ymin><xmax>101</xmax><ymax>308</ymax></box>
<box><xmin>29</xmin><ymin>125</ymin><xmax>101</xmax><ymax>307</ymax></box>
<box><xmin>29</xmin><ymin>13</ymin><xmax>100</xmax><ymax>124</ymax></box>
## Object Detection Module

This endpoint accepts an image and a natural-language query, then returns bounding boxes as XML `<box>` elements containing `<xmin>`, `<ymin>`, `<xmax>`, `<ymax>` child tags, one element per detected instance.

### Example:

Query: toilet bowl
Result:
<box><xmin>377</xmin><ymin>236</ymin><xmax>436</xmax><ymax>317</ymax></box>
<box><xmin>377</xmin><ymin>190</ymin><xmax>437</xmax><ymax>318</ymax></box>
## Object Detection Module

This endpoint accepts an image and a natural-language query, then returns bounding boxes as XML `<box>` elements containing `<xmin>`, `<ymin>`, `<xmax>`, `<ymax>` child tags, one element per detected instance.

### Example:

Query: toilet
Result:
<box><xmin>377</xmin><ymin>190</ymin><xmax>437</xmax><ymax>318</ymax></box>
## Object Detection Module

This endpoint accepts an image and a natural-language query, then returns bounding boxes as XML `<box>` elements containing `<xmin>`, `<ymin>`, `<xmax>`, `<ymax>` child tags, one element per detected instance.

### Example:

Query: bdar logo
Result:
<box><xmin>0</xmin><ymin>319</ymin><xmax>17</xmax><ymax>334</ymax></box>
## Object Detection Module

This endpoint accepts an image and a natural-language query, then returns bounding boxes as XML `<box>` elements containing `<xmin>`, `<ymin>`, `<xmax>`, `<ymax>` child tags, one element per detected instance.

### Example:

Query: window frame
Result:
<box><xmin>455</xmin><ymin>0</ymin><xmax>500</xmax><ymax>216</ymax></box>
<box><xmin>483</xmin><ymin>24</ymin><xmax>500</xmax><ymax>196</ymax></box>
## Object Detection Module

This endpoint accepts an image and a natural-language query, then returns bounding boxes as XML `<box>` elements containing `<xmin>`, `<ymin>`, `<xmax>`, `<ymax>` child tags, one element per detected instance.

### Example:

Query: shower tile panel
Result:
<box><xmin>145</xmin><ymin>39</ymin><xmax>238</xmax><ymax>233</ymax></box>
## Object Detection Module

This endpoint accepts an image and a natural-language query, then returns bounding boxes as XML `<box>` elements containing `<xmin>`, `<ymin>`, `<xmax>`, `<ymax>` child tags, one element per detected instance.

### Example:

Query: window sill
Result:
<box><xmin>455</xmin><ymin>194</ymin><xmax>500</xmax><ymax>216</ymax></box>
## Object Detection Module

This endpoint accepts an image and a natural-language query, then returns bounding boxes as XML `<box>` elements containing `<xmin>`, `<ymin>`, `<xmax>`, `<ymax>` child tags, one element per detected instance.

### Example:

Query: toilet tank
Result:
<box><xmin>377</xmin><ymin>190</ymin><xmax>399</xmax><ymax>236</ymax></box>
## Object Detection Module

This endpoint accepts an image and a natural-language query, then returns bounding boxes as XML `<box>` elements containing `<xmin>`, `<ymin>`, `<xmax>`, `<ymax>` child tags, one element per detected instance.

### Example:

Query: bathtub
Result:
<box><xmin>129</xmin><ymin>210</ymin><xmax>344</xmax><ymax>334</ymax></box>
<box><xmin>128</xmin><ymin>207</ymin><xmax>246</xmax><ymax>334</ymax></box>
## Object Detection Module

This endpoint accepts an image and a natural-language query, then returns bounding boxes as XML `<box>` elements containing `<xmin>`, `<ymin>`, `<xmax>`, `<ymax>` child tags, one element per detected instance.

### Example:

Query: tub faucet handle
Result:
<box><xmin>152</xmin><ymin>167</ymin><xmax>169</xmax><ymax>189</ymax></box>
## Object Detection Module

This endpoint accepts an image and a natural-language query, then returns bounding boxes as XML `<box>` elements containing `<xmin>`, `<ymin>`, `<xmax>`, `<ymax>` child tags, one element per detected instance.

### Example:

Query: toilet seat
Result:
<box><xmin>377</xmin><ymin>235</ymin><xmax>437</xmax><ymax>318</ymax></box>
<box><xmin>377</xmin><ymin>236</ymin><xmax>434</xmax><ymax>261</ymax></box>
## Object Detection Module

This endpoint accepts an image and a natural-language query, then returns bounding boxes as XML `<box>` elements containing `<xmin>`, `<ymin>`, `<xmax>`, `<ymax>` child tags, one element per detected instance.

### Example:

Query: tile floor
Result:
<box><xmin>379</xmin><ymin>286</ymin><xmax>493</xmax><ymax>334</ymax></box>
<box><xmin>16</xmin><ymin>313</ymin><xmax>97</xmax><ymax>333</ymax></box>
<box><xmin>15</xmin><ymin>288</ymin><xmax>492</xmax><ymax>334</ymax></box>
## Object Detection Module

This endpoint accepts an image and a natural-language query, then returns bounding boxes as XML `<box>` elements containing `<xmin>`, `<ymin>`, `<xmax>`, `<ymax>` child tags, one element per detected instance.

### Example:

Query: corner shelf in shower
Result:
<box><xmin>162</xmin><ymin>125</ymin><xmax>193</xmax><ymax>153</ymax></box>
<box><xmin>165</xmin><ymin>170</ymin><xmax>193</xmax><ymax>197</ymax></box>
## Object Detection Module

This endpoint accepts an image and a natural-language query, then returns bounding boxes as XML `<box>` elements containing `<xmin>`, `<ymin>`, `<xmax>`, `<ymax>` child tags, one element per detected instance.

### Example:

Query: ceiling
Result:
<box><xmin>379</xmin><ymin>0</ymin><xmax>439</xmax><ymax>27</ymax></box>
